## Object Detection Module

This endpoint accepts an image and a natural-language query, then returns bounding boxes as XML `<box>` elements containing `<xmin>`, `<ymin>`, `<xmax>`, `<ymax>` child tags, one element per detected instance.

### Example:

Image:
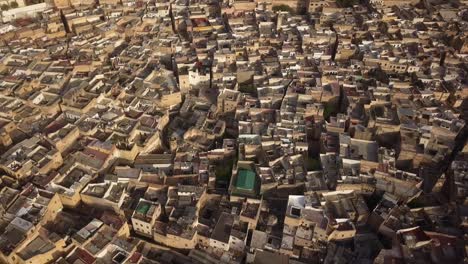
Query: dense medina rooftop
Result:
<box><xmin>0</xmin><ymin>0</ymin><xmax>466</xmax><ymax>263</ymax></box>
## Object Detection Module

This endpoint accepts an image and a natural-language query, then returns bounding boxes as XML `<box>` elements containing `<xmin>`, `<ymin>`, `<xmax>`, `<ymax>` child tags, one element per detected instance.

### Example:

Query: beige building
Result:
<box><xmin>218</xmin><ymin>89</ymin><xmax>241</xmax><ymax>114</ymax></box>
<box><xmin>0</xmin><ymin>136</ymin><xmax>63</xmax><ymax>179</ymax></box>
<box><xmin>257</xmin><ymin>0</ymin><xmax>309</xmax><ymax>13</ymax></box>
<box><xmin>131</xmin><ymin>199</ymin><xmax>161</xmax><ymax>237</ymax></box>
<box><xmin>0</xmin><ymin>0</ymin><xmax>26</xmax><ymax>8</ymax></box>
<box><xmin>370</xmin><ymin>0</ymin><xmax>418</xmax><ymax>6</ymax></box>
<box><xmin>0</xmin><ymin>117</ymin><xmax>15</xmax><ymax>149</ymax></box>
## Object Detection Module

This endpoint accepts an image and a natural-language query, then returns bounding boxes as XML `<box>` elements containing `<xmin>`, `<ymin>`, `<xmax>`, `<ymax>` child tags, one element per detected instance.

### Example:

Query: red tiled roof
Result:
<box><xmin>128</xmin><ymin>252</ymin><xmax>142</xmax><ymax>263</ymax></box>
<box><xmin>75</xmin><ymin>248</ymin><xmax>96</xmax><ymax>264</ymax></box>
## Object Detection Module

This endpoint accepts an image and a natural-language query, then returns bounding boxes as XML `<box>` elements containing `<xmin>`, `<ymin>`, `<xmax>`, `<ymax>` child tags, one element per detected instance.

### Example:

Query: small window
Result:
<box><xmin>291</xmin><ymin>207</ymin><xmax>301</xmax><ymax>217</ymax></box>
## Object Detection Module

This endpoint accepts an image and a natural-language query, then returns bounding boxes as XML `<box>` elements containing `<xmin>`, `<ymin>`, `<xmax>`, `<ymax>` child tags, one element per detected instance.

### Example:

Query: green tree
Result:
<box><xmin>336</xmin><ymin>0</ymin><xmax>357</xmax><ymax>8</ymax></box>
<box><xmin>272</xmin><ymin>4</ymin><xmax>295</xmax><ymax>14</ymax></box>
<box><xmin>305</xmin><ymin>157</ymin><xmax>322</xmax><ymax>171</ymax></box>
<box><xmin>1</xmin><ymin>4</ymin><xmax>9</xmax><ymax>10</ymax></box>
<box><xmin>377</xmin><ymin>21</ymin><xmax>388</xmax><ymax>34</ymax></box>
<box><xmin>238</xmin><ymin>83</ymin><xmax>256</xmax><ymax>95</ymax></box>
<box><xmin>9</xmin><ymin>1</ymin><xmax>18</xmax><ymax>8</ymax></box>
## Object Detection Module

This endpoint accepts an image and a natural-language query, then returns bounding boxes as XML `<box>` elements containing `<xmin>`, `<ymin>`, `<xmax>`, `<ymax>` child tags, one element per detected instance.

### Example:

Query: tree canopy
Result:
<box><xmin>272</xmin><ymin>4</ymin><xmax>295</xmax><ymax>14</ymax></box>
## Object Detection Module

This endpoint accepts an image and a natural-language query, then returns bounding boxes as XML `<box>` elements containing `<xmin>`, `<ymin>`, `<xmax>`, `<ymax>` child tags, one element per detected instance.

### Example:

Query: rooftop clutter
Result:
<box><xmin>0</xmin><ymin>0</ymin><xmax>466</xmax><ymax>263</ymax></box>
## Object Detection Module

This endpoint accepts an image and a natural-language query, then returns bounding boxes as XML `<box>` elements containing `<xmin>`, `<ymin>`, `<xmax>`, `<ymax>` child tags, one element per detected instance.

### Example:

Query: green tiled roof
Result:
<box><xmin>136</xmin><ymin>203</ymin><xmax>150</xmax><ymax>214</ymax></box>
<box><xmin>236</xmin><ymin>169</ymin><xmax>256</xmax><ymax>190</ymax></box>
